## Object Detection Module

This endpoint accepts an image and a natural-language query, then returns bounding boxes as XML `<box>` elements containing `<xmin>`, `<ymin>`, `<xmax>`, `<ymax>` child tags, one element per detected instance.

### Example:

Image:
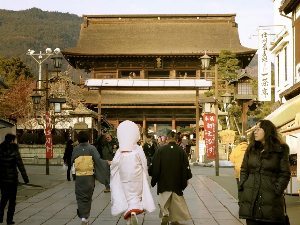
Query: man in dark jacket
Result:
<box><xmin>0</xmin><ymin>134</ymin><xmax>29</xmax><ymax>225</ymax></box>
<box><xmin>100</xmin><ymin>133</ymin><xmax>117</xmax><ymax>192</ymax></box>
<box><xmin>143</xmin><ymin>136</ymin><xmax>155</xmax><ymax>167</ymax></box>
<box><xmin>150</xmin><ymin>131</ymin><xmax>192</xmax><ymax>225</ymax></box>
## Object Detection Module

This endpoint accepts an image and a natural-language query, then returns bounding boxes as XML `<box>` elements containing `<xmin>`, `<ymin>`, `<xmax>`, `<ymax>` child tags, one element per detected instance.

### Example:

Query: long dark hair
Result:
<box><xmin>248</xmin><ymin>119</ymin><xmax>284</xmax><ymax>152</ymax></box>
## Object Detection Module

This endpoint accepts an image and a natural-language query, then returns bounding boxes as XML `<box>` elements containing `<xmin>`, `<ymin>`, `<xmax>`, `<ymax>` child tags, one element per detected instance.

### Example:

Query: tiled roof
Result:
<box><xmin>280</xmin><ymin>0</ymin><xmax>300</xmax><ymax>14</ymax></box>
<box><xmin>63</xmin><ymin>14</ymin><xmax>255</xmax><ymax>56</ymax></box>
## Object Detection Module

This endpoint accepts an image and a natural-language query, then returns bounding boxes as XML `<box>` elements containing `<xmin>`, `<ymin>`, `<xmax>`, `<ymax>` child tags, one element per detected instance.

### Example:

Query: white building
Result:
<box><xmin>267</xmin><ymin>0</ymin><xmax>300</xmax><ymax>194</ymax></box>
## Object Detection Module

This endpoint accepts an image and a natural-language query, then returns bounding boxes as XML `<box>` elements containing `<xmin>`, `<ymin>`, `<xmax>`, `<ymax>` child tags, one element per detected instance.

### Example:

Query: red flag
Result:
<box><xmin>45</xmin><ymin>112</ymin><xmax>53</xmax><ymax>159</ymax></box>
<box><xmin>203</xmin><ymin>113</ymin><xmax>217</xmax><ymax>159</ymax></box>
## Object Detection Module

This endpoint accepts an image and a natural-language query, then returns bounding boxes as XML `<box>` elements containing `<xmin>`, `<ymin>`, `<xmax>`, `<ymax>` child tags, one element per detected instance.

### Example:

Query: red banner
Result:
<box><xmin>45</xmin><ymin>112</ymin><xmax>53</xmax><ymax>159</ymax></box>
<box><xmin>203</xmin><ymin>113</ymin><xmax>217</xmax><ymax>159</ymax></box>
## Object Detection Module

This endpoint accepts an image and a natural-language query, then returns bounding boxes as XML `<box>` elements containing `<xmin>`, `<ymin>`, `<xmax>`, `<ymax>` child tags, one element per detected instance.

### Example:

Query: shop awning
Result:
<box><xmin>265</xmin><ymin>94</ymin><xmax>300</xmax><ymax>127</ymax></box>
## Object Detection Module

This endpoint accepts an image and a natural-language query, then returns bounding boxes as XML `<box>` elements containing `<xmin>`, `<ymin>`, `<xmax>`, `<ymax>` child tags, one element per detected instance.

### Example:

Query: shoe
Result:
<box><xmin>161</xmin><ymin>216</ymin><xmax>169</xmax><ymax>225</ymax></box>
<box><xmin>104</xmin><ymin>188</ymin><xmax>111</xmax><ymax>193</ymax></box>
<box><xmin>7</xmin><ymin>222</ymin><xmax>15</xmax><ymax>225</ymax></box>
<box><xmin>81</xmin><ymin>218</ymin><xmax>89</xmax><ymax>225</ymax></box>
<box><xmin>130</xmin><ymin>212</ymin><xmax>138</xmax><ymax>225</ymax></box>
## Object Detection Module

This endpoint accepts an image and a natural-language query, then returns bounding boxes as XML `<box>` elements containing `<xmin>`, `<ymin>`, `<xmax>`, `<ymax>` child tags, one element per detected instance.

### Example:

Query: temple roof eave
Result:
<box><xmin>62</xmin><ymin>49</ymin><xmax>256</xmax><ymax>57</ymax></box>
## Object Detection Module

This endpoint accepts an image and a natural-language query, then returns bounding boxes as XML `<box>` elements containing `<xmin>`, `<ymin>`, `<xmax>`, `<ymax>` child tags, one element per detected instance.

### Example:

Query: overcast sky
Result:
<box><xmin>1</xmin><ymin>0</ymin><xmax>274</xmax><ymax>49</ymax></box>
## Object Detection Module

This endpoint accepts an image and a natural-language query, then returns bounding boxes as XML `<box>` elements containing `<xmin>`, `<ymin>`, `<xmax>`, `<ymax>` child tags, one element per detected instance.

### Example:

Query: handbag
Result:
<box><xmin>284</xmin><ymin>196</ymin><xmax>290</xmax><ymax>225</ymax></box>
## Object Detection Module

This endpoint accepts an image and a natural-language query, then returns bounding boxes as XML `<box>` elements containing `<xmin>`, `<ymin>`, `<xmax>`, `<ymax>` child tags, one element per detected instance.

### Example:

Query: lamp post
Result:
<box><xmin>26</xmin><ymin>48</ymin><xmax>61</xmax><ymax>89</ymax></box>
<box><xmin>31</xmin><ymin>56</ymin><xmax>65</xmax><ymax>175</ymax></box>
<box><xmin>229</xmin><ymin>72</ymin><xmax>256</xmax><ymax>135</ymax></box>
<box><xmin>200</xmin><ymin>53</ymin><xmax>221</xmax><ymax>176</ymax></box>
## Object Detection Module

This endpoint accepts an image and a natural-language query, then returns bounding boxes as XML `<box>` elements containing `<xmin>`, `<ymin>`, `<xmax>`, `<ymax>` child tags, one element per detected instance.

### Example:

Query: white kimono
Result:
<box><xmin>110</xmin><ymin>120</ymin><xmax>156</xmax><ymax>217</ymax></box>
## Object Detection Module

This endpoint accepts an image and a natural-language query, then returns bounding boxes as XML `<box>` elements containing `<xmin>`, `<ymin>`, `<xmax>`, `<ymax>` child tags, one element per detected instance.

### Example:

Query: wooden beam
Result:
<box><xmin>107</xmin><ymin>117</ymin><xmax>196</xmax><ymax>122</ymax></box>
<box><xmin>100</xmin><ymin>105</ymin><xmax>196</xmax><ymax>109</ymax></box>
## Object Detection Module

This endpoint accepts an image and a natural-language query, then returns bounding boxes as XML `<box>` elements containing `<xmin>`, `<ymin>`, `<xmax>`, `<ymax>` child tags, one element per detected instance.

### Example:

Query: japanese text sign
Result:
<box><xmin>203</xmin><ymin>113</ymin><xmax>216</xmax><ymax>159</ymax></box>
<box><xmin>45</xmin><ymin>112</ymin><xmax>53</xmax><ymax>159</ymax></box>
<box><xmin>258</xmin><ymin>29</ymin><xmax>271</xmax><ymax>101</ymax></box>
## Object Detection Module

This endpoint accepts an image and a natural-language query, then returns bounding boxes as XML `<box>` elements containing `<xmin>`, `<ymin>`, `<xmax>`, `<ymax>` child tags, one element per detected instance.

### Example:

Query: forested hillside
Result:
<box><xmin>0</xmin><ymin>8</ymin><xmax>82</xmax><ymax>58</ymax></box>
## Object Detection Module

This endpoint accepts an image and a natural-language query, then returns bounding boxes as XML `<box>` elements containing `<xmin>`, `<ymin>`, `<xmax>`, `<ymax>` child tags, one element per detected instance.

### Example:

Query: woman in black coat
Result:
<box><xmin>238</xmin><ymin>120</ymin><xmax>291</xmax><ymax>225</ymax></box>
<box><xmin>63</xmin><ymin>139</ymin><xmax>74</xmax><ymax>181</ymax></box>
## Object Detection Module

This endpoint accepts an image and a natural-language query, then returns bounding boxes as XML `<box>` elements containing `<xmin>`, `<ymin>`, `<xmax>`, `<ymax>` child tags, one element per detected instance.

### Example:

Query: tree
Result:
<box><xmin>0</xmin><ymin>56</ymin><xmax>33</xmax><ymax>86</ymax></box>
<box><xmin>217</xmin><ymin>50</ymin><xmax>241</xmax><ymax>83</ymax></box>
<box><xmin>0</xmin><ymin>75</ymin><xmax>34</xmax><ymax>123</ymax></box>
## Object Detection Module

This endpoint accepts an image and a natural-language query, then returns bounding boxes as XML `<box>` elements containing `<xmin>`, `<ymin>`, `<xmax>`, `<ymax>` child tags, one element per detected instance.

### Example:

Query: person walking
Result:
<box><xmin>63</xmin><ymin>139</ymin><xmax>74</xmax><ymax>181</ymax></box>
<box><xmin>72</xmin><ymin>131</ymin><xmax>110</xmax><ymax>225</ymax></box>
<box><xmin>238</xmin><ymin>120</ymin><xmax>291</xmax><ymax>225</ymax></box>
<box><xmin>229</xmin><ymin>135</ymin><xmax>248</xmax><ymax>187</ymax></box>
<box><xmin>142</xmin><ymin>136</ymin><xmax>155</xmax><ymax>167</ymax></box>
<box><xmin>101</xmin><ymin>133</ymin><xmax>117</xmax><ymax>192</ymax></box>
<box><xmin>150</xmin><ymin>130</ymin><xmax>192</xmax><ymax>225</ymax></box>
<box><xmin>110</xmin><ymin>120</ymin><xmax>155</xmax><ymax>225</ymax></box>
<box><xmin>0</xmin><ymin>134</ymin><xmax>29</xmax><ymax>225</ymax></box>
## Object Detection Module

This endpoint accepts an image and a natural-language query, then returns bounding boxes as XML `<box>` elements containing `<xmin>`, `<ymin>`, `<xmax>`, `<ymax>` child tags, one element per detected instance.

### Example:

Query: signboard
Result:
<box><xmin>45</xmin><ymin>112</ymin><xmax>53</xmax><ymax>159</ymax></box>
<box><xmin>203</xmin><ymin>113</ymin><xmax>216</xmax><ymax>159</ymax></box>
<box><xmin>258</xmin><ymin>29</ymin><xmax>271</xmax><ymax>101</ymax></box>
<box><xmin>289</xmin><ymin>154</ymin><xmax>297</xmax><ymax>177</ymax></box>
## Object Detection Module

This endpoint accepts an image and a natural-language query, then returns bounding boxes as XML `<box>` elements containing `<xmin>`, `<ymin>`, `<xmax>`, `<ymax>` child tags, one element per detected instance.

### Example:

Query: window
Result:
<box><xmin>277</xmin><ymin>55</ymin><xmax>280</xmax><ymax>87</ymax></box>
<box><xmin>147</xmin><ymin>70</ymin><xmax>170</xmax><ymax>79</ymax></box>
<box><xmin>284</xmin><ymin>47</ymin><xmax>287</xmax><ymax>81</ymax></box>
<box><xmin>238</xmin><ymin>83</ymin><xmax>252</xmax><ymax>95</ymax></box>
<box><xmin>119</xmin><ymin>70</ymin><xmax>140</xmax><ymax>79</ymax></box>
<box><xmin>176</xmin><ymin>70</ymin><xmax>196</xmax><ymax>78</ymax></box>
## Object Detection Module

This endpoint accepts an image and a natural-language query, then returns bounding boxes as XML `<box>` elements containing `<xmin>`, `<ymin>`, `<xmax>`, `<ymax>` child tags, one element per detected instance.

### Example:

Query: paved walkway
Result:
<box><xmin>10</xmin><ymin>166</ymin><xmax>244</xmax><ymax>225</ymax></box>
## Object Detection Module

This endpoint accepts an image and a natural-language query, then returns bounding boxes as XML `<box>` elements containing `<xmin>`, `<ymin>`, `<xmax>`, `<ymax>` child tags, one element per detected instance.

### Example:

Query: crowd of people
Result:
<box><xmin>63</xmin><ymin>123</ymin><xmax>194</xmax><ymax>225</ymax></box>
<box><xmin>0</xmin><ymin>119</ymin><xmax>291</xmax><ymax>225</ymax></box>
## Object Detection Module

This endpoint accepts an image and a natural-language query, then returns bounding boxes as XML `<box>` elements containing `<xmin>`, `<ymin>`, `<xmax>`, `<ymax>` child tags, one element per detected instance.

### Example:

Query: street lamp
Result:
<box><xmin>200</xmin><ymin>53</ymin><xmax>221</xmax><ymax>176</ymax></box>
<box><xmin>229</xmin><ymin>71</ymin><xmax>256</xmax><ymax>135</ymax></box>
<box><xmin>26</xmin><ymin>48</ymin><xmax>61</xmax><ymax>89</ymax></box>
<box><xmin>30</xmin><ymin>56</ymin><xmax>66</xmax><ymax>175</ymax></box>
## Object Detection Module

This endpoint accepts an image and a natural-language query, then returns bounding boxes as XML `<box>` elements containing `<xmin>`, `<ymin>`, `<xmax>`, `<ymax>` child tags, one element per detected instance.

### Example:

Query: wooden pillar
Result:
<box><xmin>154</xmin><ymin>124</ymin><xmax>157</xmax><ymax>133</ymax></box>
<box><xmin>196</xmin><ymin>69</ymin><xmax>201</xmax><ymax>79</ymax></box>
<box><xmin>242</xmin><ymin>101</ymin><xmax>248</xmax><ymax>135</ymax></box>
<box><xmin>214</xmin><ymin>65</ymin><xmax>220</xmax><ymax>176</ymax></box>
<box><xmin>143</xmin><ymin>116</ymin><xmax>147</xmax><ymax>143</ymax></box>
<box><xmin>97</xmin><ymin>90</ymin><xmax>102</xmax><ymax>136</ymax></box>
<box><xmin>140</xmin><ymin>70</ymin><xmax>145</xmax><ymax>79</ymax></box>
<box><xmin>195</xmin><ymin>89</ymin><xmax>200</xmax><ymax>162</ymax></box>
<box><xmin>172</xmin><ymin>117</ymin><xmax>176</xmax><ymax>131</ymax></box>
<box><xmin>170</xmin><ymin>70</ymin><xmax>176</xmax><ymax>78</ymax></box>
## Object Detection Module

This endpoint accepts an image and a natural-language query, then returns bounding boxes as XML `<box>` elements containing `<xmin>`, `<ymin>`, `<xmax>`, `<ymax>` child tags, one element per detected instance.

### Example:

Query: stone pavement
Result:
<box><xmin>8</xmin><ymin>165</ymin><xmax>300</xmax><ymax>225</ymax></box>
<box><xmin>8</xmin><ymin>165</ymin><xmax>244</xmax><ymax>225</ymax></box>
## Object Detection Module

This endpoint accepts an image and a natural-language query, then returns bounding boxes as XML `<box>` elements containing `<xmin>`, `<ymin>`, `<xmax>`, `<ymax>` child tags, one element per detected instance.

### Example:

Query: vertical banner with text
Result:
<box><xmin>258</xmin><ymin>29</ymin><xmax>271</xmax><ymax>101</ymax></box>
<box><xmin>45</xmin><ymin>112</ymin><xmax>53</xmax><ymax>159</ymax></box>
<box><xmin>203</xmin><ymin>113</ymin><xmax>216</xmax><ymax>159</ymax></box>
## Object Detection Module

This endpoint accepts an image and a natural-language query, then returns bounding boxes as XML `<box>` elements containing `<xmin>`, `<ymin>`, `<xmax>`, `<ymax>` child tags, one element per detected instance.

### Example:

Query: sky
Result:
<box><xmin>0</xmin><ymin>0</ymin><xmax>274</xmax><ymax>49</ymax></box>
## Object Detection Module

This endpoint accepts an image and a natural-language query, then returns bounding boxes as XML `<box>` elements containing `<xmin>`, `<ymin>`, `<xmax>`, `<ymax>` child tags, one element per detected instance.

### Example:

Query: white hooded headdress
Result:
<box><xmin>117</xmin><ymin>120</ymin><xmax>140</xmax><ymax>152</ymax></box>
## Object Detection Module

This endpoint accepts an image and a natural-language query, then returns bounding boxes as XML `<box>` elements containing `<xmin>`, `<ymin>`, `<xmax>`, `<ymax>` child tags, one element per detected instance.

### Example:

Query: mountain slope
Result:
<box><xmin>0</xmin><ymin>8</ymin><xmax>82</xmax><ymax>58</ymax></box>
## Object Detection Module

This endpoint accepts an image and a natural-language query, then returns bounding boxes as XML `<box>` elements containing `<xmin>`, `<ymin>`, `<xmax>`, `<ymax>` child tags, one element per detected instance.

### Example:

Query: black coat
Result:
<box><xmin>0</xmin><ymin>142</ymin><xmax>29</xmax><ymax>184</ymax></box>
<box><xmin>150</xmin><ymin>141</ymin><xmax>192</xmax><ymax>196</ymax></box>
<box><xmin>238</xmin><ymin>144</ymin><xmax>291</xmax><ymax>223</ymax></box>
<box><xmin>63</xmin><ymin>144</ymin><xmax>73</xmax><ymax>166</ymax></box>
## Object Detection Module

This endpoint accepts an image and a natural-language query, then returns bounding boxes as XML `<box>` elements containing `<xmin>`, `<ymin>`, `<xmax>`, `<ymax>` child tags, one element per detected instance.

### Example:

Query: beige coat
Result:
<box><xmin>230</xmin><ymin>142</ymin><xmax>248</xmax><ymax>178</ymax></box>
